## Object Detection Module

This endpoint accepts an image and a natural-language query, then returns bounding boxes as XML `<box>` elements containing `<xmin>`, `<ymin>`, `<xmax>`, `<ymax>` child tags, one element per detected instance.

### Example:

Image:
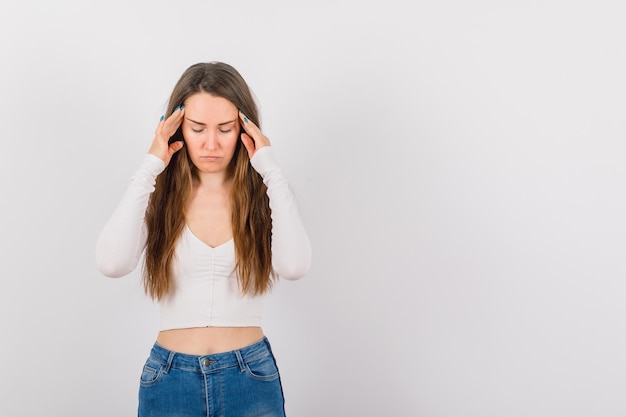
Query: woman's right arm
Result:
<box><xmin>96</xmin><ymin>106</ymin><xmax>185</xmax><ymax>278</ymax></box>
<box><xmin>95</xmin><ymin>154</ymin><xmax>164</xmax><ymax>278</ymax></box>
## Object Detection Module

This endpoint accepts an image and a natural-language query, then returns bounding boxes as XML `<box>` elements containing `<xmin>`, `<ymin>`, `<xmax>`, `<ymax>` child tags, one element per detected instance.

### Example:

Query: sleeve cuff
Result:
<box><xmin>144</xmin><ymin>153</ymin><xmax>166</xmax><ymax>176</ymax></box>
<box><xmin>250</xmin><ymin>146</ymin><xmax>279</xmax><ymax>178</ymax></box>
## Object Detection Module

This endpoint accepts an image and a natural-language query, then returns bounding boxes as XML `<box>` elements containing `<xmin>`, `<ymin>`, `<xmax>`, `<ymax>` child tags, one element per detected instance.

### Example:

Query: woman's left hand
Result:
<box><xmin>239</xmin><ymin>110</ymin><xmax>271</xmax><ymax>158</ymax></box>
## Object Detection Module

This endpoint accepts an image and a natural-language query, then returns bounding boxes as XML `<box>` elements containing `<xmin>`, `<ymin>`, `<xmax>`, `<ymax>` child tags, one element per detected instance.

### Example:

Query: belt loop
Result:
<box><xmin>235</xmin><ymin>349</ymin><xmax>246</xmax><ymax>372</ymax></box>
<box><xmin>163</xmin><ymin>351</ymin><xmax>175</xmax><ymax>374</ymax></box>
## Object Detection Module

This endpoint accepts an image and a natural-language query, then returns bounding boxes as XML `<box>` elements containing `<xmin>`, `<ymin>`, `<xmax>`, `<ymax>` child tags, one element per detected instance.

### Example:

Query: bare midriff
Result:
<box><xmin>156</xmin><ymin>326</ymin><xmax>265</xmax><ymax>355</ymax></box>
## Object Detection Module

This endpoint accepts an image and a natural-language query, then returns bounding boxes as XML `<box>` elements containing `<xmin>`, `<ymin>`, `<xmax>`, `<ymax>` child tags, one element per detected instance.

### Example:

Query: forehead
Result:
<box><xmin>183</xmin><ymin>92</ymin><xmax>237</xmax><ymax>123</ymax></box>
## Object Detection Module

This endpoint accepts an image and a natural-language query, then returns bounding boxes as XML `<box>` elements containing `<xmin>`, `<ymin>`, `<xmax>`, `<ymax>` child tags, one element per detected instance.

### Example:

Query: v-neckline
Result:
<box><xmin>184</xmin><ymin>224</ymin><xmax>234</xmax><ymax>250</ymax></box>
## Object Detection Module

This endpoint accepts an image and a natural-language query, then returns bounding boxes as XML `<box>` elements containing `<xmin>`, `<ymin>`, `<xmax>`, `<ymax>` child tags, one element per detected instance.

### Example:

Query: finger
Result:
<box><xmin>238</xmin><ymin>110</ymin><xmax>260</xmax><ymax>135</ymax></box>
<box><xmin>239</xmin><ymin>110</ymin><xmax>271</xmax><ymax>148</ymax></box>
<box><xmin>163</xmin><ymin>105</ymin><xmax>185</xmax><ymax>136</ymax></box>
<box><xmin>155</xmin><ymin>114</ymin><xmax>166</xmax><ymax>134</ymax></box>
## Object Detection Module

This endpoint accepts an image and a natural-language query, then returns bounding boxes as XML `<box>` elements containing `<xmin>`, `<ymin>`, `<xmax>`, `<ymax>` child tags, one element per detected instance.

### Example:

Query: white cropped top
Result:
<box><xmin>96</xmin><ymin>147</ymin><xmax>311</xmax><ymax>330</ymax></box>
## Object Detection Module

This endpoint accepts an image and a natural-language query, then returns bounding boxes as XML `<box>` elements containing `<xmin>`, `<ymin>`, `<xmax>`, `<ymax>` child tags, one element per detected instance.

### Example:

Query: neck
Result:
<box><xmin>195</xmin><ymin>171</ymin><xmax>231</xmax><ymax>191</ymax></box>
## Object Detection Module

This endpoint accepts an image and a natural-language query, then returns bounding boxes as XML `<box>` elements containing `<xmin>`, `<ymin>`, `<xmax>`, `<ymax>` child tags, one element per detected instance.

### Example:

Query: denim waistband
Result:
<box><xmin>148</xmin><ymin>336</ymin><xmax>274</xmax><ymax>373</ymax></box>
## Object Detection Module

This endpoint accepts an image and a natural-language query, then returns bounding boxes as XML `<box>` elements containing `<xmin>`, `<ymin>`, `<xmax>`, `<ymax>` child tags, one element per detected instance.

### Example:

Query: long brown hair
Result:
<box><xmin>143</xmin><ymin>62</ymin><xmax>274</xmax><ymax>300</ymax></box>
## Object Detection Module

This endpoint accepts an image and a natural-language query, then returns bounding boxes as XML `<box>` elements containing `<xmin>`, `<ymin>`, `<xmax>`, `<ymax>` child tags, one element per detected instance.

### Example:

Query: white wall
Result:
<box><xmin>1</xmin><ymin>1</ymin><xmax>625</xmax><ymax>416</ymax></box>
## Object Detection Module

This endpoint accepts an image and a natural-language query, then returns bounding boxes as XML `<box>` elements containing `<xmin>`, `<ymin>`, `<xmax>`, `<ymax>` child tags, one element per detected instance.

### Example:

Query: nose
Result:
<box><xmin>204</xmin><ymin>131</ymin><xmax>217</xmax><ymax>150</ymax></box>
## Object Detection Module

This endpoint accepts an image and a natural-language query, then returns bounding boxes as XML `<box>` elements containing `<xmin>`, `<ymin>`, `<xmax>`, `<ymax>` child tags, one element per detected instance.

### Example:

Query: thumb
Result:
<box><xmin>240</xmin><ymin>133</ymin><xmax>255</xmax><ymax>157</ymax></box>
<box><xmin>170</xmin><ymin>140</ymin><xmax>184</xmax><ymax>154</ymax></box>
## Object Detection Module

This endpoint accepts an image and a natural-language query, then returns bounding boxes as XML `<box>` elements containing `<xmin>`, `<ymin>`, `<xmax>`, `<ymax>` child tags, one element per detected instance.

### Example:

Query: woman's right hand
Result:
<box><xmin>148</xmin><ymin>105</ymin><xmax>185</xmax><ymax>167</ymax></box>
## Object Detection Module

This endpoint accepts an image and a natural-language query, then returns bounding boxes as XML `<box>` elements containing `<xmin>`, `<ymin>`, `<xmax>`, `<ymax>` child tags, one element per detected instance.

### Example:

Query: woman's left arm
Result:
<box><xmin>251</xmin><ymin>146</ymin><xmax>312</xmax><ymax>280</ymax></box>
<box><xmin>239</xmin><ymin>111</ymin><xmax>312</xmax><ymax>280</ymax></box>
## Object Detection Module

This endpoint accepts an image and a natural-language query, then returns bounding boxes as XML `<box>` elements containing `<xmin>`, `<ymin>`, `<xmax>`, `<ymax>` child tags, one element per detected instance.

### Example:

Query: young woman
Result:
<box><xmin>96</xmin><ymin>62</ymin><xmax>311</xmax><ymax>417</ymax></box>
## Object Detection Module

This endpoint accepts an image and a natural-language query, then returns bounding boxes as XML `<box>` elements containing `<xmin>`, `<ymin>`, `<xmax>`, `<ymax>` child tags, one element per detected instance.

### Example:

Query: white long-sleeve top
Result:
<box><xmin>96</xmin><ymin>146</ymin><xmax>311</xmax><ymax>329</ymax></box>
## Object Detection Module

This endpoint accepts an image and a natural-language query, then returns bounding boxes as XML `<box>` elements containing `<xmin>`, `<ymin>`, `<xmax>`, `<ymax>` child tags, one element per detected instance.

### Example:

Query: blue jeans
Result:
<box><xmin>138</xmin><ymin>337</ymin><xmax>287</xmax><ymax>417</ymax></box>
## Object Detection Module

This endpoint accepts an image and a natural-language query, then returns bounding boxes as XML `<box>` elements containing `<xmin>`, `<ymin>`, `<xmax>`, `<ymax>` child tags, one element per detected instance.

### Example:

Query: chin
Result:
<box><xmin>197</xmin><ymin>164</ymin><xmax>228</xmax><ymax>173</ymax></box>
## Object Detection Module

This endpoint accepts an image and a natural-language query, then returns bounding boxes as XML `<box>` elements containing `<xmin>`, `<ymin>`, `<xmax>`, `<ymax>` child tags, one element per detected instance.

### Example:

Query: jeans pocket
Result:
<box><xmin>245</xmin><ymin>354</ymin><xmax>280</xmax><ymax>382</ymax></box>
<box><xmin>139</xmin><ymin>358</ymin><xmax>164</xmax><ymax>387</ymax></box>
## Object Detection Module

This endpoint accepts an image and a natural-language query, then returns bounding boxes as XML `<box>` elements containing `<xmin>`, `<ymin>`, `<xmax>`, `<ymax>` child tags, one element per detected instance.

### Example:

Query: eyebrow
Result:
<box><xmin>186</xmin><ymin>117</ymin><xmax>237</xmax><ymax>126</ymax></box>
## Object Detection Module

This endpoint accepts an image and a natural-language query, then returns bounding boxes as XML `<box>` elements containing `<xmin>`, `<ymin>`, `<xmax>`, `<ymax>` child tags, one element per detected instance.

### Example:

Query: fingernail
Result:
<box><xmin>160</xmin><ymin>115</ymin><xmax>164</xmax><ymax>121</ymax></box>
<box><xmin>179</xmin><ymin>105</ymin><xmax>184</xmax><ymax>111</ymax></box>
<box><xmin>239</xmin><ymin>110</ymin><xmax>244</xmax><ymax>114</ymax></box>
<box><xmin>244</xmin><ymin>116</ymin><xmax>248</xmax><ymax>123</ymax></box>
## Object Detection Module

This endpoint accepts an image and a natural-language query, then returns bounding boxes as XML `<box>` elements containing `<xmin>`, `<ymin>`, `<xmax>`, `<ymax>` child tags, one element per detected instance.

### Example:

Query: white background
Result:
<box><xmin>1</xmin><ymin>1</ymin><xmax>625</xmax><ymax>416</ymax></box>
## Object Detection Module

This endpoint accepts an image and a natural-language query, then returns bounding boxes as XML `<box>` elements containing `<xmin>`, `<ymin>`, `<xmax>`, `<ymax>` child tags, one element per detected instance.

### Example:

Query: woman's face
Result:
<box><xmin>181</xmin><ymin>92</ymin><xmax>240</xmax><ymax>175</ymax></box>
